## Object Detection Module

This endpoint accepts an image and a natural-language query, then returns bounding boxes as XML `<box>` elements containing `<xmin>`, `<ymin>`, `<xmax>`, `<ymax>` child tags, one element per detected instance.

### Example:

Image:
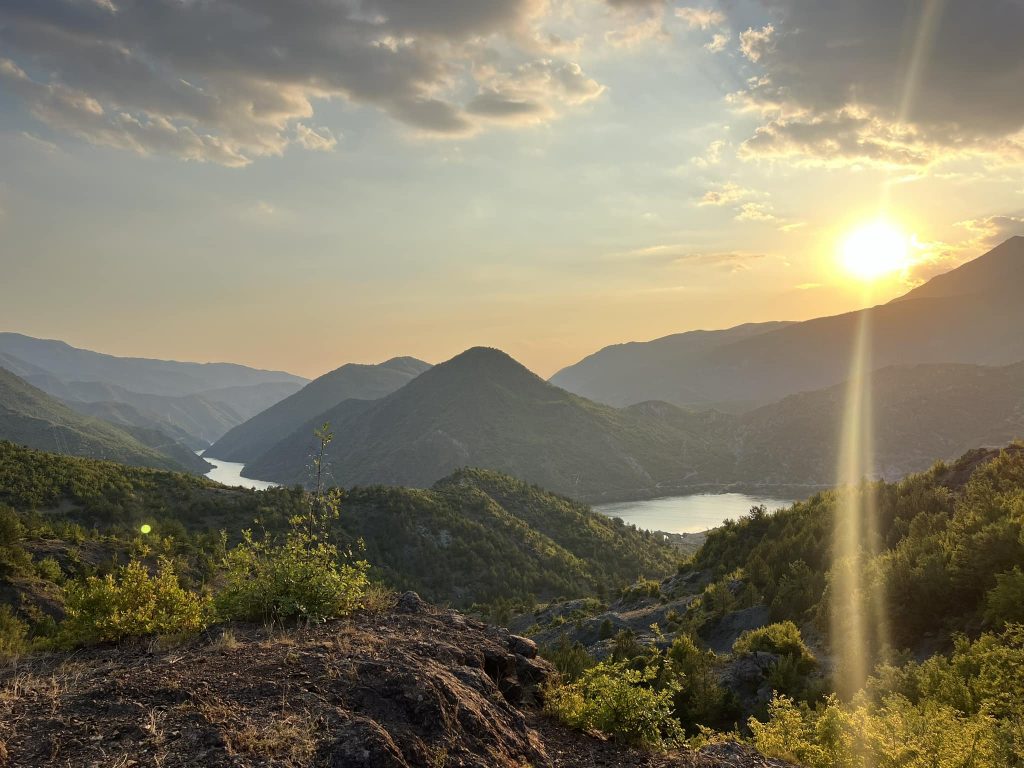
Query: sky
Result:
<box><xmin>1</xmin><ymin>0</ymin><xmax>1023</xmax><ymax>379</ymax></box>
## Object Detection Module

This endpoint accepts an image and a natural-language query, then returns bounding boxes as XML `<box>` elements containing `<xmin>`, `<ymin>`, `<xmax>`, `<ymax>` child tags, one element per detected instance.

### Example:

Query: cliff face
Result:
<box><xmin>0</xmin><ymin>593</ymin><xmax>787</xmax><ymax>767</ymax></box>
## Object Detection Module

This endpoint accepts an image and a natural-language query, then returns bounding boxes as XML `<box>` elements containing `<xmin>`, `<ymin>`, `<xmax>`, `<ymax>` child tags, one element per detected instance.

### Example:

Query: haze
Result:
<box><xmin>2</xmin><ymin>0</ymin><xmax>1023</xmax><ymax>377</ymax></box>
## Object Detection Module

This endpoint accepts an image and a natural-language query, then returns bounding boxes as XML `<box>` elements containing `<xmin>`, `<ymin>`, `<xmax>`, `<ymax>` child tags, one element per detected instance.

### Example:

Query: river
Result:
<box><xmin>594</xmin><ymin>492</ymin><xmax>796</xmax><ymax>534</ymax></box>
<box><xmin>202</xmin><ymin>454</ymin><xmax>280</xmax><ymax>491</ymax></box>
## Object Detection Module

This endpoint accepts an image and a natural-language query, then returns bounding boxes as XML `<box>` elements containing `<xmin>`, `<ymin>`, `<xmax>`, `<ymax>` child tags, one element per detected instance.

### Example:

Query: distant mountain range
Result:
<box><xmin>241</xmin><ymin>346</ymin><xmax>1024</xmax><ymax>500</ymax></box>
<box><xmin>207</xmin><ymin>356</ymin><xmax>431</xmax><ymax>462</ymax></box>
<box><xmin>0</xmin><ymin>367</ymin><xmax>210</xmax><ymax>473</ymax></box>
<box><xmin>551</xmin><ymin>236</ymin><xmax>1024</xmax><ymax>410</ymax></box>
<box><xmin>0</xmin><ymin>333</ymin><xmax>307</xmax><ymax>447</ymax></box>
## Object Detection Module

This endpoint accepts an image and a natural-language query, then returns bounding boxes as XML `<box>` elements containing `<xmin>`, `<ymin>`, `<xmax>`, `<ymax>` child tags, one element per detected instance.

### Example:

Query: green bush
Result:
<box><xmin>543</xmin><ymin>635</ymin><xmax>596</xmax><ymax>682</ymax></box>
<box><xmin>35</xmin><ymin>556</ymin><xmax>63</xmax><ymax>583</ymax></box>
<box><xmin>985</xmin><ymin>567</ymin><xmax>1024</xmax><ymax>628</ymax></box>
<box><xmin>215</xmin><ymin>531</ymin><xmax>369</xmax><ymax>624</ymax></box>
<box><xmin>545</xmin><ymin>660</ymin><xmax>683</xmax><ymax>747</ymax></box>
<box><xmin>0</xmin><ymin>605</ymin><xmax>29</xmax><ymax>660</ymax></box>
<box><xmin>733</xmin><ymin>621</ymin><xmax>816</xmax><ymax>672</ymax></box>
<box><xmin>666</xmin><ymin>634</ymin><xmax>732</xmax><ymax>730</ymax></box>
<box><xmin>60</xmin><ymin>558</ymin><xmax>210</xmax><ymax>646</ymax></box>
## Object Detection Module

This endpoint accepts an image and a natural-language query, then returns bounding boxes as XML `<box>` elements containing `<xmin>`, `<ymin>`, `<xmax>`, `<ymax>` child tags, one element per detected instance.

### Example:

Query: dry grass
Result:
<box><xmin>209</xmin><ymin>629</ymin><xmax>239</xmax><ymax>652</ymax></box>
<box><xmin>225</xmin><ymin>711</ymin><xmax>320</xmax><ymax>763</ymax></box>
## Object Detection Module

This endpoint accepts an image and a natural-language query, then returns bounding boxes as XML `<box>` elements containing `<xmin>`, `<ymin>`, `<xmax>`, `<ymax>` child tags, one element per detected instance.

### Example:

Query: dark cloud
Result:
<box><xmin>731</xmin><ymin>0</ymin><xmax>1024</xmax><ymax>166</ymax></box>
<box><xmin>0</xmin><ymin>0</ymin><xmax>603</xmax><ymax>165</ymax></box>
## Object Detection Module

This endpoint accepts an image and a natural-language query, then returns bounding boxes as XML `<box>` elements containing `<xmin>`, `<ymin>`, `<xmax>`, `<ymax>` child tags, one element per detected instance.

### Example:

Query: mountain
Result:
<box><xmin>550</xmin><ymin>322</ymin><xmax>792</xmax><ymax>408</ymax></box>
<box><xmin>729</xmin><ymin>361</ymin><xmax>1024</xmax><ymax>488</ymax></box>
<box><xmin>0</xmin><ymin>368</ymin><xmax>210</xmax><ymax>473</ymax></box>
<box><xmin>0</xmin><ymin>334</ymin><xmax>307</xmax><ymax>446</ymax></box>
<box><xmin>551</xmin><ymin>236</ymin><xmax>1024</xmax><ymax>409</ymax></box>
<box><xmin>245</xmin><ymin>348</ymin><xmax>1024</xmax><ymax>500</ymax></box>
<box><xmin>207</xmin><ymin>356</ymin><xmax>431</xmax><ymax>462</ymax></box>
<box><xmin>244</xmin><ymin>347</ymin><xmax>735</xmax><ymax>498</ymax></box>
<box><xmin>0</xmin><ymin>333</ymin><xmax>306</xmax><ymax>396</ymax></box>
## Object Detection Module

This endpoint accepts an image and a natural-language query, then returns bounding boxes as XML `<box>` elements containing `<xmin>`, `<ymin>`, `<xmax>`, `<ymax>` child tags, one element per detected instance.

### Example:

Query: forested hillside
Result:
<box><xmin>0</xmin><ymin>442</ymin><xmax>675</xmax><ymax>636</ymax></box>
<box><xmin>0</xmin><ymin>368</ymin><xmax>210</xmax><ymax>473</ymax></box>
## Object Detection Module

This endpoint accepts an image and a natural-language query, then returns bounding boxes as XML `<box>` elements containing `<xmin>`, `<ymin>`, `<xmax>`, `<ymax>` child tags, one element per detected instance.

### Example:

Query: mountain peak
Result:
<box><xmin>894</xmin><ymin>235</ymin><xmax>1024</xmax><ymax>303</ymax></box>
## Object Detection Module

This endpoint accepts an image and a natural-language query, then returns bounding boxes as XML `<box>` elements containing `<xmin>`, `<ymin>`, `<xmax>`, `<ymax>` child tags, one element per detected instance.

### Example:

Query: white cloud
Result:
<box><xmin>735</xmin><ymin>202</ymin><xmax>777</xmax><ymax>222</ymax></box>
<box><xmin>690</xmin><ymin>138</ymin><xmax>727</xmax><ymax>167</ymax></box>
<box><xmin>294</xmin><ymin>124</ymin><xmax>338</xmax><ymax>153</ymax></box>
<box><xmin>705</xmin><ymin>33</ymin><xmax>731</xmax><ymax>53</ymax></box>
<box><xmin>675</xmin><ymin>8</ymin><xmax>726</xmax><ymax>31</ymax></box>
<box><xmin>739</xmin><ymin>25</ymin><xmax>775</xmax><ymax>63</ymax></box>
<box><xmin>698</xmin><ymin>182</ymin><xmax>751</xmax><ymax>206</ymax></box>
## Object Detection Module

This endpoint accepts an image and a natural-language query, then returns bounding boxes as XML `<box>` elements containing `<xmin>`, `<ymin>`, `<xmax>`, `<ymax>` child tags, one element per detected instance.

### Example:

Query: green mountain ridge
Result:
<box><xmin>0</xmin><ymin>442</ymin><xmax>675</xmax><ymax>612</ymax></box>
<box><xmin>0</xmin><ymin>368</ymin><xmax>209</xmax><ymax>473</ymax></box>
<box><xmin>208</xmin><ymin>356</ymin><xmax>431</xmax><ymax>462</ymax></box>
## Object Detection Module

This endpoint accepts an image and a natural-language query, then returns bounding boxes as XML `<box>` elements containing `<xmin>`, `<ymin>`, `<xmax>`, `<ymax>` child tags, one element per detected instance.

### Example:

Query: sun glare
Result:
<box><xmin>840</xmin><ymin>220</ymin><xmax>911</xmax><ymax>281</ymax></box>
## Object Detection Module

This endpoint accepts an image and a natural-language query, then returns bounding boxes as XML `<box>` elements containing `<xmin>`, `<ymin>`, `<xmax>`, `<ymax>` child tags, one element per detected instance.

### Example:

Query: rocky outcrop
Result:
<box><xmin>0</xmin><ymin>595</ymin><xmax>789</xmax><ymax>767</ymax></box>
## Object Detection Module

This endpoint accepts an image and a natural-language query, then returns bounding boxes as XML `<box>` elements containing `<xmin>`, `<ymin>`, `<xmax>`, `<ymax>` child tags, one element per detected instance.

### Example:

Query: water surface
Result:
<box><xmin>595</xmin><ymin>493</ymin><xmax>795</xmax><ymax>534</ymax></box>
<box><xmin>202</xmin><ymin>454</ymin><xmax>279</xmax><ymax>491</ymax></box>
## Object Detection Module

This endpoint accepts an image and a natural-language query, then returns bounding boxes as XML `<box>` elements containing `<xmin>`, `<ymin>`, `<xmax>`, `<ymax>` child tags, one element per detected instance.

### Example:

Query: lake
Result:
<box><xmin>594</xmin><ymin>493</ymin><xmax>796</xmax><ymax>534</ymax></box>
<box><xmin>202</xmin><ymin>455</ymin><xmax>280</xmax><ymax>491</ymax></box>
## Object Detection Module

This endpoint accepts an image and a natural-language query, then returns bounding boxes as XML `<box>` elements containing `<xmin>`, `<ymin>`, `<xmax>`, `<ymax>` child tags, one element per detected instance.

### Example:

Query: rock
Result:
<box><xmin>506</xmin><ymin>634</ymin><xmax>538</xmax><ymax>659</ymax></box>
<box><xmin>396</xmin><ymin>590</ymin><xmax>428</xmax><ymax>614</ymax></box>
<box><xmin>328</xmin><ymin>717</ymin><xmax>409</xmax><ymax>768</ymax></box>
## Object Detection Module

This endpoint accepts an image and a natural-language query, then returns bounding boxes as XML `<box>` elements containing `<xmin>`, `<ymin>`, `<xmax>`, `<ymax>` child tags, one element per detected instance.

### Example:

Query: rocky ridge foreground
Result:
<box><xmin>0</xmin><ymin>592</ymin><xmax>789</xmax><ymax>767</ymax></box>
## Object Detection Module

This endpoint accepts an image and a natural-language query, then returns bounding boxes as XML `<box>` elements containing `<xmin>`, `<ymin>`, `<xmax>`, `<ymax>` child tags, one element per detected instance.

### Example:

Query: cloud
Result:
<box><xmin>675</xmin><ymin>7</ymin><xmax>726</xmax><ymax>31</ymax></box>
<box><xmin>698</xmin><ymin>182</ymin><xmax>752</xmax><ymax>206</ymax></box>
<box><xmin>956</xmin><ymin>214</ymin><xmax>1024</xmax><ymax>246</ymax></box>
<box><xmin>294</xmin><ymin>124</ymin><xmax>338</xmax><ymax>153</ymax></box>
<box><xmin>705</xmin><ymin>33</ymin><xmax>731</xmax><ymax>53</ymax></box>
<box><xmin>738</xmin><ymin>25</ymin><xmax>775</xmax><ymax>63</ymax></box>
<box><xmin>690</xmin><ymin>138</ymin><xmax>727</xmax><ymax>167</ymax></box>
<box><xmin>735</xmin><ymin>202</ymin><xmax>777</xmax><ymax>222</ymax></box>
<box><xmin>0</xmin><ymin>0</ymin><xmax>606</xmax><ymax>166</ymax></box>
<box><xmin>725</xmin><ymin>1</ymin><xmax>1024</xmax><ymax>168</ymax></box>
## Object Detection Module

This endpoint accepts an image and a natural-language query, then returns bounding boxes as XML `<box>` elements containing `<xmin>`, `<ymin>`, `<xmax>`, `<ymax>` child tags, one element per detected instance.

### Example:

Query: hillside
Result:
<box><xmin>208</xmin><ymin>356</ymin><xmax>430</xmax><ymax>462</ymax></box>
<box><xmin>550</xmin><ymin>322</ymin><xmax>791</xmax><ymax>408</ymax></box>
<box><xmin>244</xmin><ymin>346</ymin><xmax>1024</xmax><ymax>500</ymax></box>
<box><xmin>0</xmin><ymin>369</ymin><xmax>209</xmax><ymax>474</ymax></box>
<box><xmin>551</xmin><ymin>237</ymin><xmax>1024</xmax><ymax>409</ymax></box>
<box><xmin>0</xmin><ymin>443</ymin><xmax>675</xmax><ymax>612</ymax></box>
<box><xmin>731</xmin><ymin>362</ymin><xmax>1024</xmax><ymax>486</ymax></box>
<box><xmin>0</xmin><ymin>334</ymin><xmax>307</xmax><ymax>446</ymax></box>
<box><xmin>244</xmin><ymin>347</ymin><xmax>736</xmax><ymax>499</ymax></box>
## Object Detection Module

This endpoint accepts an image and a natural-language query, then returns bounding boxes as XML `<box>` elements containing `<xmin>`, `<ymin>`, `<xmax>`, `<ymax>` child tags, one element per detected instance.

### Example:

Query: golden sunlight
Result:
<box><xmin>840</xmin><ymin>220</ymin><xmax>911</xmax><ymax>281</ymax></box>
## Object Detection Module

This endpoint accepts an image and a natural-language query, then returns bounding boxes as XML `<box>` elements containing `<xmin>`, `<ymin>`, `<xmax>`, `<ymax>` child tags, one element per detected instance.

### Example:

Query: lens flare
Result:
<box><xmin>831</xmin><ymin>306</ymin><xmax>891</xmax><ymax>707</ymax></box>
<box><xmin>140</xmin><ymin>524</ymin><xmax>152</xmax><ymax>535</ymax></box>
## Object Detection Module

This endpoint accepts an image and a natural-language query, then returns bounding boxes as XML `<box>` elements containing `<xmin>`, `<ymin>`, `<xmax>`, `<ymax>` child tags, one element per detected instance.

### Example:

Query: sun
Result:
<box><xmin>840</xmin><ymin>220</ymin><xmax>911</xmax><ymax>281</ymax></box>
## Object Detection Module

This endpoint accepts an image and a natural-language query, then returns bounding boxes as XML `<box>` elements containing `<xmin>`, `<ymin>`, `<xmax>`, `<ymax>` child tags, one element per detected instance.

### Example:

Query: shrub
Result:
<box><xmin>35</xmin><ymin>556</ymin><xmax>63</xmax><ymax>583</ymax></box>
<box><xmin>0</xmin><ymin>605</ymin><xmax>29</xmax><ymax>660</ymax></box>
<box><xmin>984</xmin><ymin>567</ymin><xmax>1024</xmax><ymax>628</ymax></box>
<box><xmin>215</xmin><ymin>531</ymin><xmax>369</xmax><ymax>624</ymax></box>
<box><xmin>545</xmin><ymin>660</ymin><xmax>683</xmax><ymax>747</ymax></box>
<box><xmin>667</xmin><ymin>634</ymin><xmax>732</xmax><ymax>729</ymax></box>
<box><xmin>60</xmin><ymin>558</ymin><xmax>210</xmax><ymax>646</ymax></box>
<box><xmin>543</xmin><ymin>635</ymin><xmax>595</xmax><ymax>682</ymax></box>
<box><xmin>733</xmin><ymin>621</ymin><xmax>816</xmax><ymax>672</ymax></box>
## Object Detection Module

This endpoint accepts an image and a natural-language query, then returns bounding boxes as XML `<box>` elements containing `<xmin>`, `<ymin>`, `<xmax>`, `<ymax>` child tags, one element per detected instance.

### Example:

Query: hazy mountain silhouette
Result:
<box><xmin>244</xmin><ymin>347</ymin><xmax>735</xmax><ymax>498</ymax></box>
<box><xmin>0</xmin><ymin>367</ymin><xmax>209</xmax><ymax>473</ymax></box>
<box><xmin>207</xmin><ymin>356</ymin><xmax>431</xmax><ymax>462</ymax></box>
<box><xmin>0</xmin><ymin>334</ymin><xmax>307</xmax><ymax>446</ymax></box>
<box><xmin>244</xmin><ymin>349</ymin><xmax>1024</xmax><ymax>500</ymax></box>
<box><xmin>551</xmin><ymin>237</ymin><xmax>1024</xmax><ymax>409</ymax></box>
